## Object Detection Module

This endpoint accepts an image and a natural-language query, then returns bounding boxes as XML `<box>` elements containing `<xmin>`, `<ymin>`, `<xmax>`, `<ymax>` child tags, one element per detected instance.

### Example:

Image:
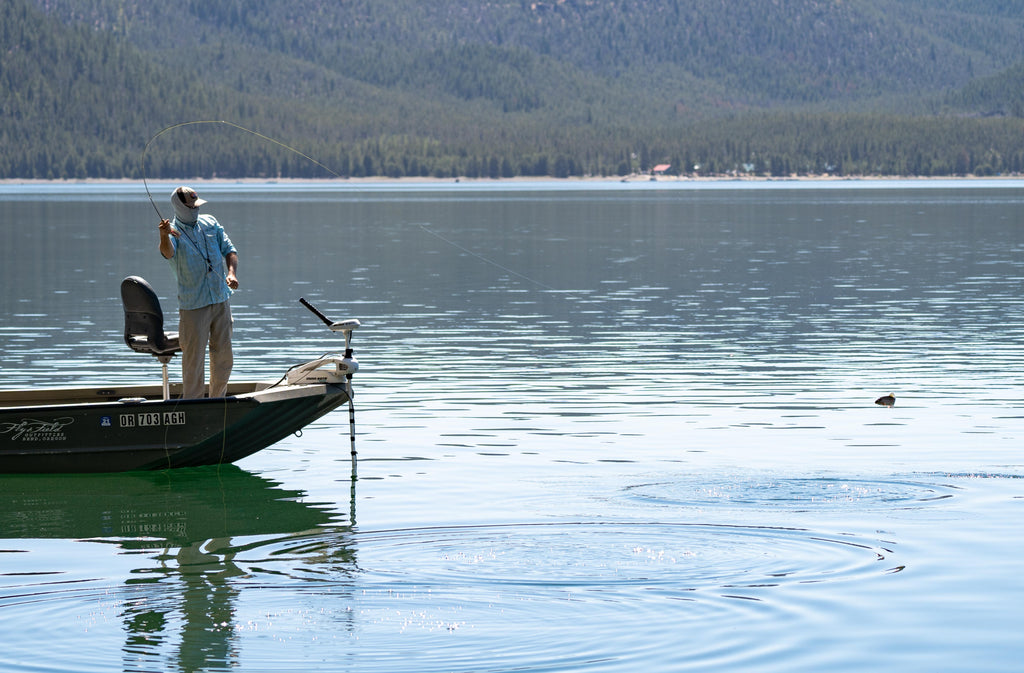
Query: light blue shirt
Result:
<box><xmin>167</xmin><ymin>214</ymin><xmax>237</xmax><ymax>310</ymax></box>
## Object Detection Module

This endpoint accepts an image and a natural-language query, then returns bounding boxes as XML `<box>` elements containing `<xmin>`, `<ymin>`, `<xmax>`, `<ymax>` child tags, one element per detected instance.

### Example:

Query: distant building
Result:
<box><xmin>651</xmin><ymin>164</ymin><xmax>671</xmax><ymax>175</ymax></box>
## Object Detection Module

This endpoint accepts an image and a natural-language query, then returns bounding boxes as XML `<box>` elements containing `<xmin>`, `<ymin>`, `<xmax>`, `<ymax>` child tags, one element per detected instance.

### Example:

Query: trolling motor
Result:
<box><xmin>295</xmin><ymin>298</ymin><xmax>361</xmax><ymax>461</ymax></box>
<box><xmin>289</xmin><ymin>298</ymin><xmax>360</xmax><ymax>385</ymax></box>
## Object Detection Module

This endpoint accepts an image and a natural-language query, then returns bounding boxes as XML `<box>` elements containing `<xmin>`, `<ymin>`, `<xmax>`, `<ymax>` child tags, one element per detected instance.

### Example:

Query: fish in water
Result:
<box><xmin>875</xmin><ymin>393</ymin><xmax>896</xmax><ymax>407</ymax></box>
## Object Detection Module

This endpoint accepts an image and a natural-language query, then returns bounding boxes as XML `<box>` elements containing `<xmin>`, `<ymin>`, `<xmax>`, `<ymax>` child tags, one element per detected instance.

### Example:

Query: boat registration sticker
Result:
<box><xmin>120</xmin><ymin>411</ymin><xmax>187</xmax><ymax>428</ymax></box>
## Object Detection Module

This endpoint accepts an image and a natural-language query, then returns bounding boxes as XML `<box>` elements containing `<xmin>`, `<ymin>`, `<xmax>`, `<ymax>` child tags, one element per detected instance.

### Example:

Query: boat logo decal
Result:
<box><xmin>1</xmin><ymin>417</ymin><xmax>74</xmax><ymax>442</ymax></box>
<box><xmin>120</xmin><ymin>411</ymin><xmax>187</xmax><ymax>428</ymax></box>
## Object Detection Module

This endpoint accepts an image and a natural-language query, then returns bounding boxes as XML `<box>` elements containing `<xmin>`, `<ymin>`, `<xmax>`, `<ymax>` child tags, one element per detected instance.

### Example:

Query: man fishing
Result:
<box><xmin>158</xmin><ymin>186</ymin><xmax>239</xmax><ymax>398</ymax></box>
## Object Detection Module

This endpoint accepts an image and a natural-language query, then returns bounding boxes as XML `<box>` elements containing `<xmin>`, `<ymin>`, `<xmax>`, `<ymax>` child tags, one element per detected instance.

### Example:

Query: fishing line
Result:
<box><xmin>418</xmin><ymin>223</ymin><xmax>560</xmax><ymax>292</ymax></box>
<box><xmin>143</xmin><ymin>120</ymin><xmax>563</xmax><ymax>295</ymax></box>
<box><xmin>141</xmin><ymin>119</ymin><xmax>343</xmax><ymax>220</ymax></box>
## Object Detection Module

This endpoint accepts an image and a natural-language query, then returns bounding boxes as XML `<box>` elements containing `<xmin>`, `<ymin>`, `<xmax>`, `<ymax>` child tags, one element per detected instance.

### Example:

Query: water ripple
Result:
<box><xmin>0</xmin><ymin>520</ymin><xmax>901</xmax><ymax>672</ymax></box>
<box><xmin>624</xmin><ymin>477</ymin><xmax>957</xmax><ymax>512</ymax></box>
<box><xmin>350</xmin><ymin>520</ymin><xmax>900</xmax><ymax>595</ymax></box>
<box><xmin>235</xmin><ymin>521</ymin><xmax>901</xmax><ymax>671</ymax></box>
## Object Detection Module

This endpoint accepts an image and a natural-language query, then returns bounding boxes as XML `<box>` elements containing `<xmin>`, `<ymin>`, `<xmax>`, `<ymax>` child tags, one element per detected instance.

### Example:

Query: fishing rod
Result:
<box><xmin>140</xmin><ymin>119</ymin><xmax>344</xmax><ymax>220</ymax></box>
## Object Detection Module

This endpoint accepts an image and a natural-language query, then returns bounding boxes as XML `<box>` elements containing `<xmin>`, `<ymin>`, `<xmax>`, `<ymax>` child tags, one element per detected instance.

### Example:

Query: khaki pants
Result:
<box><xmin>178</xmin><ymin>302</ymin><xmax>233</xmax><ymax>398</ymax></box>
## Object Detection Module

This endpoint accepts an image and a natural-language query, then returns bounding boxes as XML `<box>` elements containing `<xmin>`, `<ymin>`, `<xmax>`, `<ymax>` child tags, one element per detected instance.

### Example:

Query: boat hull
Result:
<box><xmin>0</xmin><ymin>382</ymin><xmax>350</xmax><ymax>474</ymax></box>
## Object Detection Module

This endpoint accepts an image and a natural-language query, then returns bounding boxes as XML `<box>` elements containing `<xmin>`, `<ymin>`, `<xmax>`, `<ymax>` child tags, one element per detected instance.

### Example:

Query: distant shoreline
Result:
<box><xmin>2</xmin><ymin>174</ymin><xmax>1022</xmax><ymax>186</ymax></box>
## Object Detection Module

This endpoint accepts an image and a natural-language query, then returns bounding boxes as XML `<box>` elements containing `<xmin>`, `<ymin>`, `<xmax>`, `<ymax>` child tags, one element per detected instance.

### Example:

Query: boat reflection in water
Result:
<box><xmin>0</xmin><ymin>466</ymin><xmax>356</xmax><ymax>670</ymax></box>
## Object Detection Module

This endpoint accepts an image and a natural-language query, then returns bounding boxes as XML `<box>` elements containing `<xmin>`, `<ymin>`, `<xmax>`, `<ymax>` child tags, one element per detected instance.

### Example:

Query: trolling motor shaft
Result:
<box><xmin>299</xmin><ymin>297</ymin><xmax>360</xmax><ymax>462</ymax></box>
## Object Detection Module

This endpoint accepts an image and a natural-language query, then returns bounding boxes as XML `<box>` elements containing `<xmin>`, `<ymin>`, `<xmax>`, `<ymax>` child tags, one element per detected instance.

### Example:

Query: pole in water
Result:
<box><xmin>348</xmin><ymin>387</ymin><xmax>357</xmax><ymax>459</ymax></box>
<box><xmin>299</xmin><ymin>297</ymin><xmax>359</xmax><ymax>469</ymax></box>
<box><xmin>345</xmin><ymin>343</ymin><xmax>357</xmax><ymax>466</ymax></box>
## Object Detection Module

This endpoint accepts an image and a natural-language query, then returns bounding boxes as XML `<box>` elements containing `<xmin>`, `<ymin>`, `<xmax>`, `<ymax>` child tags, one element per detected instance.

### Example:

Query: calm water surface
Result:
<box><xmin>1</xmin><ymin>180</ymin><xmax>1023</xmax><ymax>672</ymax></box>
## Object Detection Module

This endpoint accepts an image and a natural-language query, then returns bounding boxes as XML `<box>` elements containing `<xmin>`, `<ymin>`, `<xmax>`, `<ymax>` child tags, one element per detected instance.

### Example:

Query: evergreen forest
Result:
<box><xmin>3</xmin><ymin>0</ymin><xmax>1024</xmax><ymax>180</ymax></box>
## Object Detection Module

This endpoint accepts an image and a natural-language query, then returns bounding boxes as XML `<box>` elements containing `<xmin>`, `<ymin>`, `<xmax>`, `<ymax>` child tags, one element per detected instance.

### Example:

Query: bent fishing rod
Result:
<box><xmin>140</xmin><ymin>120</ymin><xmax>344</xmax><ymax>220</ymax></box>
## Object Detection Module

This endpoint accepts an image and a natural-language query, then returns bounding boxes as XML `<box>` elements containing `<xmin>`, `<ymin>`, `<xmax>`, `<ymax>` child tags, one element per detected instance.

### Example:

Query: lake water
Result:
<box><xmin>1</xmin><ymin>179</ymin><xmax>1023</xmax><ymax>672</ymax></box>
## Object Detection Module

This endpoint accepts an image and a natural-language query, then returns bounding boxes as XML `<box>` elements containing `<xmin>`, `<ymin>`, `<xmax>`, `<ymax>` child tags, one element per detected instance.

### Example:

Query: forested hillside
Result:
<box><xmin>3</xmin><ymin>0</ymin><xmax>1024</xmax><ymax>179</ymax></box>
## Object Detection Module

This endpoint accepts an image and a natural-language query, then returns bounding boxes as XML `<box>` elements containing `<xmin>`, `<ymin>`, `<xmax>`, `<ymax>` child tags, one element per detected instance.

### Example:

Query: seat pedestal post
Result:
<box><xmin>158</xmin><ymin>354</ymin><xmax>174</xmax><ymax>400</ymax></box>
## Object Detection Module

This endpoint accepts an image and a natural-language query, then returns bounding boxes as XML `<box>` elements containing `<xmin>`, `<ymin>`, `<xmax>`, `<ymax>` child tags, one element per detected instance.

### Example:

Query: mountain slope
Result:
<box><xmin>3</xmin><ymin>0</ymin><xmax>1024</xmax><ymax>179</ymax></box>
<box><xmin>949</xmin><ymin>62</ymin><xmax>1024</xmax><ymax>117</ymax></box>
<box><xmin>38</xmin><ymin>0</ymin><xmax>1024</xmax><ymax>111</ymax></box>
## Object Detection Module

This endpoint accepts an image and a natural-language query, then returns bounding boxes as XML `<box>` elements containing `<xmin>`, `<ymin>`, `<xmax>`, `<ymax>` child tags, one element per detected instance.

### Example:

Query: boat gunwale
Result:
<box><xmin>0</xmin><ymin>380</ymin><xmax>338</xmax><ymax>410</ymax></box>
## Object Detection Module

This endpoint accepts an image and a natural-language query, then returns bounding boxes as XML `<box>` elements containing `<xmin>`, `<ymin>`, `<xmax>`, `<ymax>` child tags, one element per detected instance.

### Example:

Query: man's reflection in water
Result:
<box><xmin>176</xmin><ymin>539</ymin><xmax>243</xmax><ymax>672</ymax></box>
<box><xmin>0</xmin><ymin>467</ymin><xmax>354</xmax><ymax>672</ymax></box>
<box><xmin>122</xmin><ymin>538</ymin><xmax>243</xmax><ymax>672</ymax></box>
